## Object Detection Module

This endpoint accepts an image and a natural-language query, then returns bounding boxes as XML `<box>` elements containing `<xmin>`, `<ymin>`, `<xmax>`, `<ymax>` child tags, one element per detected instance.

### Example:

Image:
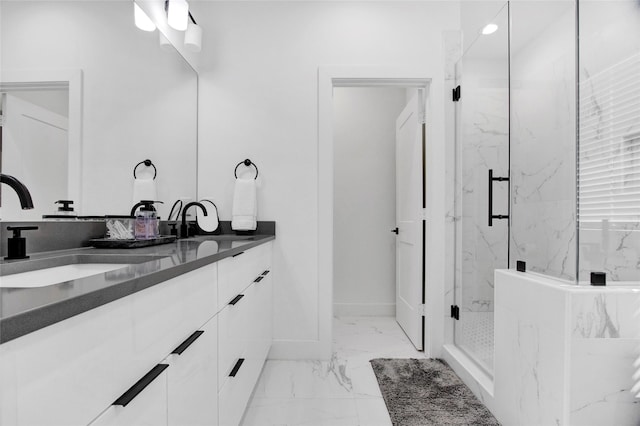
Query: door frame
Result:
<box><xmin>318</xmin><ymin>65</ymin><xmax>446</xmax><ymax>359</ymax></box>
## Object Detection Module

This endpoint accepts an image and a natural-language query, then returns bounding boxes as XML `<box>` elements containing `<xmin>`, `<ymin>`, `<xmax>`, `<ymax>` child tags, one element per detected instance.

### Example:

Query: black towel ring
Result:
<box><xmin>234</xmin><ymin>159</ymin><xmax>259</xmax><ymax>180</ymax></box>
<box><xmin>133</xmin><ymin>159</ymin><xmax>157</xmax><ymax>180</ymax></box>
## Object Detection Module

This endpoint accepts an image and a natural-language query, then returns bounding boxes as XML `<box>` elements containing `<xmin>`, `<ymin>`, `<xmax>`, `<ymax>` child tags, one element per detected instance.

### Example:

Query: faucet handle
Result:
<box><xmin>7</xmin><ymin>226</ymin><xmax>39</xmax><ymax>238</ymax></box>
<box><xmin>5</xmin><ymin>226</ymin><xmax>38</xmax><ymax>260</ymax></box>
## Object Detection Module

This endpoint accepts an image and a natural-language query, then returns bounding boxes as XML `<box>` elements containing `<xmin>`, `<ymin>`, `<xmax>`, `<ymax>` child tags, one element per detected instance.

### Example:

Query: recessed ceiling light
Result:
<box><xmin>482</xmin><ymin>23</ymin><xmax>498</xmax><ymax>35</ymax></box>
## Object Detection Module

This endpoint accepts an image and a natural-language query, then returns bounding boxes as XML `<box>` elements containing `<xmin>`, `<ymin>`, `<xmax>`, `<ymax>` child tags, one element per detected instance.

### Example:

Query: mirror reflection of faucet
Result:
<box><xmin>0</xmin><ymin>173</ymin><xmax>34</xmax><ymax>210</ymax></box>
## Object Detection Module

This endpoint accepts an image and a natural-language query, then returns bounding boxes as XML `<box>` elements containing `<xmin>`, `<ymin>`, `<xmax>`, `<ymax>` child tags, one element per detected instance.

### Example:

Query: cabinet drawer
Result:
<box><xmin>166</xmin><ymin>316</ymin><xmax>218</xmax><ymax>426</ymax></box>
<box><xmin>218</xmin><ymin>352</ymin><xmax>265</xmax><ymax>426</ymax></box>
<box><xmin>246</xmin><ymin>271</ymin><xmax>273</xmax><ymax>364</ymax></box>
<box><xmin>89</xmin><ymin>366</ymin><xmax>168</xmax><ymax>426</ymax></box>
<box><xmin>132</xmin><ymin>263</ymin><xmax>217</xmax><ymax>369</ymax></box>
<box><xmin>217</xmin><ymin>282</ymin><xmax>256</xmax><ymax>391</ymax></box>
<box><xmin>217</xmin><ymin>242</ymin><xmax>271</xmax><ymax>311</ymax></box>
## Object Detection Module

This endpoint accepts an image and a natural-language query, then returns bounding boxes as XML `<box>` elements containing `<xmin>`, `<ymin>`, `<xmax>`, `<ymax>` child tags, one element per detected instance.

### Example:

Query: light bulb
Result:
<box><xmin>134</xmin><ymin>3</ymin><xmax>156</xmax><ymax>32</ymax></box>
<box><xmin>184</xmin><ymin>21</ymin><xmax>202</xmax><ymax>52</ymax></box>
<box><xmin>481</xmin><ymin>23</ymin><xmax>498</xmax><ymax>35</ymax></box>
<box><xmin>167</xmin><ymin>0</ymin><xmax>189</xmax><ymax>31</ymax></box>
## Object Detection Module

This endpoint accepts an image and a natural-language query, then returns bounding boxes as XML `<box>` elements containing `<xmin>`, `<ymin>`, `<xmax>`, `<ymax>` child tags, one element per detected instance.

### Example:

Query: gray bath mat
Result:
<box><xmin>370</xmin><ymin>358</ymin><xmax>500</xmax><ymax>426</ymax></box>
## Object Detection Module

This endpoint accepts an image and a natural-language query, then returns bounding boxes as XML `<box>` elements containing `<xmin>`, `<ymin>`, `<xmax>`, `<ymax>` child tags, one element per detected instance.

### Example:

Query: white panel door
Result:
<box><xmin>395</xmin><ymin>92</ymin><xmax>424</xmax><ymax>351</ymax></box>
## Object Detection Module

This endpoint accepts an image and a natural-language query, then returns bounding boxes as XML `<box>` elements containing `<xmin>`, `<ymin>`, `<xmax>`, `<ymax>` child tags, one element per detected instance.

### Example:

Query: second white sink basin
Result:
<box><xmin>0</xmin><ymin>263</ymin><xmax>129</xmax><ymax>288</ymax></box>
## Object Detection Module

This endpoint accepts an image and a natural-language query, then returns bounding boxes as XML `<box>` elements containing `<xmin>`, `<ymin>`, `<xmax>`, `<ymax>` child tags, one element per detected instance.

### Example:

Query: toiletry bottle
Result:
<box><xmin>132</xmin><ymin>200</ymin><xmax>163</xmax><ymax>239</ymax></box>
<box><xmin>134</xmin><ymin>201</ymin><xmax>154</xmax><ymax>240</ymax></box>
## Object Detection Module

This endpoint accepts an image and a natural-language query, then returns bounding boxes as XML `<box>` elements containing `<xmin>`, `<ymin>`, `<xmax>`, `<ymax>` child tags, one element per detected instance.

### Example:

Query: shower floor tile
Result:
<box><xmin>457</xmin><ymin>311</ymin><xmax>494</xmax><ymax>374</ymax></box>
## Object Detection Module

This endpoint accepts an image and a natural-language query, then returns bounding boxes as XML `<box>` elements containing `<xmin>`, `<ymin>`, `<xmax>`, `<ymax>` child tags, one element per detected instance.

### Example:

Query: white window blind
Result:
<box><xmin>578</xmin><ymin>53</ymin><xmax>640</xmax><ymax>223</ymax></box>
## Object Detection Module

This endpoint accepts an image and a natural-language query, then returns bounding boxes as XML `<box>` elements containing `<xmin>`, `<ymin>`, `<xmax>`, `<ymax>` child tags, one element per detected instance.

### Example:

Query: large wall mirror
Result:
<box><xmin>0</xmin><ymin>0</ymin><xmax>197</xmax><ymax>221</ymax></box>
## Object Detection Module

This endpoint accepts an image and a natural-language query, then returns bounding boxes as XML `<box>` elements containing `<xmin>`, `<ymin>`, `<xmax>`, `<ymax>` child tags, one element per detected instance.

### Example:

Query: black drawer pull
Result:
<box><xmin>229</xmin><ymin>358</ymin><xmax>245</xmax><ymax>377</ymax></box>
<box><xmin>113</xmin><ymin>364</ymin><xmax>168</xmax><ymax>407</ymax></box>
<box><xmin>171</xmin><ymin>330</ymin><xmax>204</xmax><ymax>355</ymax></box>
<box><xmin>262</xmin><ymin>270</ymin><xmax>270</xmax><ymax>276</ymax></box>
<box><xmin>254</xmin><ymin>276</ymin><xmax>264</xmax><ymax>283</ymax></box>
<box><xmin>229</xmin><ymin>294</ymin><xmax>244</xmax><ymax>305</ymax></box>
<box><xmin>232</xmin><ymin>251</ymin><xmax>245</xmax><ymax>258</ymax></box>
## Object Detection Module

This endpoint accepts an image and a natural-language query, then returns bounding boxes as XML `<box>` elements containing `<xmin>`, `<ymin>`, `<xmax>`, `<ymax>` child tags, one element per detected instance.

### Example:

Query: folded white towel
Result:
<box><xmin>232</xmin><ymin>178</ymin><xmax>257</xmax><ymax>231</ymax></box>
<box><xmin>132</xmin><ymin>178</ymin><xmax>157</xmax><ymax>203</ymax></box>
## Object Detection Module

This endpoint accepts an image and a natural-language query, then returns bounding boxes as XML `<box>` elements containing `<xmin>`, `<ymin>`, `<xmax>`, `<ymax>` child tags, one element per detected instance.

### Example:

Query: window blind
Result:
<box><xmin>578</xmin><ymin>53</ymin><xmax>640</xmax><ymax>223</ymax></box>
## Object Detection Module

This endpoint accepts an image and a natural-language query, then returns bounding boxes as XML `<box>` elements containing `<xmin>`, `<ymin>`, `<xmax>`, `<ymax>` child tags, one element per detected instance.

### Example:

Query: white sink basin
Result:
<box><xmin>0</xmin><ymin>253</ymin><xmax>167</xmax><ymax>289</ymax></box>
<box><xmin>0</xmin><ymin>263</ymin><xmax>129</xmax><ymax>288</ymax></box>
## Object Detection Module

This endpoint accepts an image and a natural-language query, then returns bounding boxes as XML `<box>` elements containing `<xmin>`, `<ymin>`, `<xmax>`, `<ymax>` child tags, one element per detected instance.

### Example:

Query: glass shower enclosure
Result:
<box><xmin>453</xmin><ymin>2</ymin><xmax>509</xmax><ymax>375</ymax></box>
<box><xmin>454</xmin><ymin>0</ymin><xmax>640</xmax><ymax>376</ymax></box>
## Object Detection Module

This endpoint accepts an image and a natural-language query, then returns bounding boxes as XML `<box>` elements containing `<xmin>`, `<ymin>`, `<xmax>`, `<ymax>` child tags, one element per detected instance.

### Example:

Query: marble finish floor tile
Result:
<box><xmin>242</xmin><ymin>316</ymin><xmax>425</xmax><ymax>426</ymax></box>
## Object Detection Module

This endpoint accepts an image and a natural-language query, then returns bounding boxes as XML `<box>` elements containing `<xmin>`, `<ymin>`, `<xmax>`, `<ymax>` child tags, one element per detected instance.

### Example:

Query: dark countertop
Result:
<box><xmin>0</xmin><ymin>234</ymin><xmax>275</xmax><ymax>344</ymax></box>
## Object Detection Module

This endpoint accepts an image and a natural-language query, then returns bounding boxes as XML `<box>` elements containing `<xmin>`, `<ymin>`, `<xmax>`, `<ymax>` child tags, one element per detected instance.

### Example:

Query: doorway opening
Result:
<box><xmin>330</xmin><ymin>79</ymin><xmax>428</xmax><ymax>354</ymax></box>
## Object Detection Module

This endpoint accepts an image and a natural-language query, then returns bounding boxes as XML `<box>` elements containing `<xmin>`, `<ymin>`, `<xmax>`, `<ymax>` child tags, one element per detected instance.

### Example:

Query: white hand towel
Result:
<box><xmin>232</xmin><ymin>178</ymin><xmax>257</xmax><ymax>231</ymax></box>
<box><xmin>132</xmin><ymin>178</ymin><xmax>157</xmax><ymax>203</ymax></box>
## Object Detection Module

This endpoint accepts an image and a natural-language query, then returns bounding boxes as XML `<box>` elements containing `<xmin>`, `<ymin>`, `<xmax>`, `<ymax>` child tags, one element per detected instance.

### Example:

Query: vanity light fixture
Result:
<box><xmin>134</xmin><ymin>2</ymin><xmax>156</xmax><ymax>32</ymax></box>
<box><xmin>167</xmin><ymin>0</ymin><xmax>189</xmax><ymax>31</ymax></box>
<box><xmin>184</xmin><ymin>13</ymin><xmax>202</xmax><ymax>52</ymax></box>
<box><xmin>481</xmin><ymin>23</ymin><xmax>498</xmax><ymax>35</ymax></box>
<box><xmin>159</xmin><ymin>31</ymin><xmax>174</xmax><ymax>51</ymax></box>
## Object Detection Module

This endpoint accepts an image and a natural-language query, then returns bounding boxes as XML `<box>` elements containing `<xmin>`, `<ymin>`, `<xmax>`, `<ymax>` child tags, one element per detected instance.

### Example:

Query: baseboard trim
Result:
<box><xmin>333</xmin><ymin>303</ymin><xmax>395</xmax><ymax>317</ymax></box>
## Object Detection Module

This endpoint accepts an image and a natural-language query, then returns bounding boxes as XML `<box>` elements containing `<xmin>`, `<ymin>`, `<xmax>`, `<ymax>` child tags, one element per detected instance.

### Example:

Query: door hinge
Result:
<box><xmin>419</xmin><ymin>303</ymin><xmax>427</xmax><ymax>316</ymax></box>
<box><xmin>452</xmin><ymin>85</ymin><xmax>461</xmax><ymax>102</ymax></box>
<box><xmin>450</xmin><ymin>305</ymin><xmax>459</xmax><ymax>320</ymax></box>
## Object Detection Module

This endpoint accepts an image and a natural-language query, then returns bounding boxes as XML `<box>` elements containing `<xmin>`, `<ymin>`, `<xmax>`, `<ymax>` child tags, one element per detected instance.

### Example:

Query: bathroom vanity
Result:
<box><xmin>0</xmin><ymin>235</ymin><xmax>274</xmax><ymax>426</ymax></box>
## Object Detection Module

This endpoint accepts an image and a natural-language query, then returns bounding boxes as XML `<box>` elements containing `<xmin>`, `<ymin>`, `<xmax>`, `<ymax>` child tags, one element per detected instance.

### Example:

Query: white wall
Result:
<box><xmin>332</xmin><ymin>87</ymin><xmax>407</xmax><ymax>317</ymax></box>
<box><xmin>193</xmin><ymin>1</ymin><xmax>459</xmax><ymax>358</ymax></box>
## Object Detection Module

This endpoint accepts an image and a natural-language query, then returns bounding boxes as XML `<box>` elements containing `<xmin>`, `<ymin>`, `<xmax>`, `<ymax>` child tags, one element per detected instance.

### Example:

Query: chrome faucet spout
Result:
<box><xmin>0</xmin><ymin>174</ymin><xmax>34</xmax><ymax>209</ymax></box>
<box><xmin>180</xmin><ymin>202</ymin><xmax>208</xmax><ymax>238</ymax></box>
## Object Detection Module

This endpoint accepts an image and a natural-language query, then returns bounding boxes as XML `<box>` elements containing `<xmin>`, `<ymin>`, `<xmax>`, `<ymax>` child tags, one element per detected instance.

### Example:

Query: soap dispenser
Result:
<box><xmin>131</xmin><ymin>200</ymin><xmax>162</xmax><ymax>240</ymax></box>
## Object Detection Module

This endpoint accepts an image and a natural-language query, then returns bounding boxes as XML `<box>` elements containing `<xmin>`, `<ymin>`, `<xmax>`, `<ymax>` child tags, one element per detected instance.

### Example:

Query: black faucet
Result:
<box><xmin>0</xmin><ymin>174</ymin><xmax>34</xmax><ymax>209</ymax></box>
<box><xmin>180</xmin><ymin>202</ymin><xmax>207</xmax><ymax>238</ymax></box>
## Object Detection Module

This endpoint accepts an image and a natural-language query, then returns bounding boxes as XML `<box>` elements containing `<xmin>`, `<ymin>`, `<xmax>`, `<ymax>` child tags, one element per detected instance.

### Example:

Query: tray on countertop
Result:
<box><xmin>89</xmin><ymin>235</ymin><xmax>177</xmax><ymax>249</ymax></box>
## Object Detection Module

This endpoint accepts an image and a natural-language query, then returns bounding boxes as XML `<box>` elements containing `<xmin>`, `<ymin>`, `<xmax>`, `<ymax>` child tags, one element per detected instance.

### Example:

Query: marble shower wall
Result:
<box><xmin>578</xmin><ymin>0</ymin><xmax>640</xmax><ymax>283</ymax></box>
<box><xmin>494</xmin><ymin>270</ymin><xmax>640</xmax><ymax>425</ymax></box>
<box><xmin>509</xmin><ymin>2</ymin><xmax>577</xmax><ymax>281</ymax></box>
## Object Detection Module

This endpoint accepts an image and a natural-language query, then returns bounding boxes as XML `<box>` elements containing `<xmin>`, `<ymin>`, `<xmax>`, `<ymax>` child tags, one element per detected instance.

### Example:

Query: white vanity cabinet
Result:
<box><xmin>218</xmin><ymin>244</ymin><xmax>273</xmax><ymax>426</ymax></box>
<box><xmin>0</xmin><ymin>240</ymin><xmax>273</xmax><ymax>426</ymax></box>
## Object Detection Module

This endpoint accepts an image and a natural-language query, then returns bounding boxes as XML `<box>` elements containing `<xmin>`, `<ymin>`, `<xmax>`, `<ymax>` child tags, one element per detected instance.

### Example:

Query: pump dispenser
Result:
<box><xmin>131</xmin><ymin>200</ymin><xmax>162</xmax><ymax>239</ymax></box>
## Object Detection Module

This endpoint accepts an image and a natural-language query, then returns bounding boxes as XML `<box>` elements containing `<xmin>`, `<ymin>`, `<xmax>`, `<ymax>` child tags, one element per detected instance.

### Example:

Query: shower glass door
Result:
<box><xmin>454</xmin><ymin>2</ymin><xmax>510</xmax><ymax>376</ymax></box>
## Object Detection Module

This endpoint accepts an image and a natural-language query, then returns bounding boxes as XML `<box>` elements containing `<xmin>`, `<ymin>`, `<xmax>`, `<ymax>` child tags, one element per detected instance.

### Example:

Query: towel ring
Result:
<box><xmin>234</xmin><ymin>159</ymin><xmax>259</xmax><ymax>180</ymax></box>
<box><xmin>133</xmin><ymin>159</ymin><xmax>157</xmax><ymax>180</ymax></box>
